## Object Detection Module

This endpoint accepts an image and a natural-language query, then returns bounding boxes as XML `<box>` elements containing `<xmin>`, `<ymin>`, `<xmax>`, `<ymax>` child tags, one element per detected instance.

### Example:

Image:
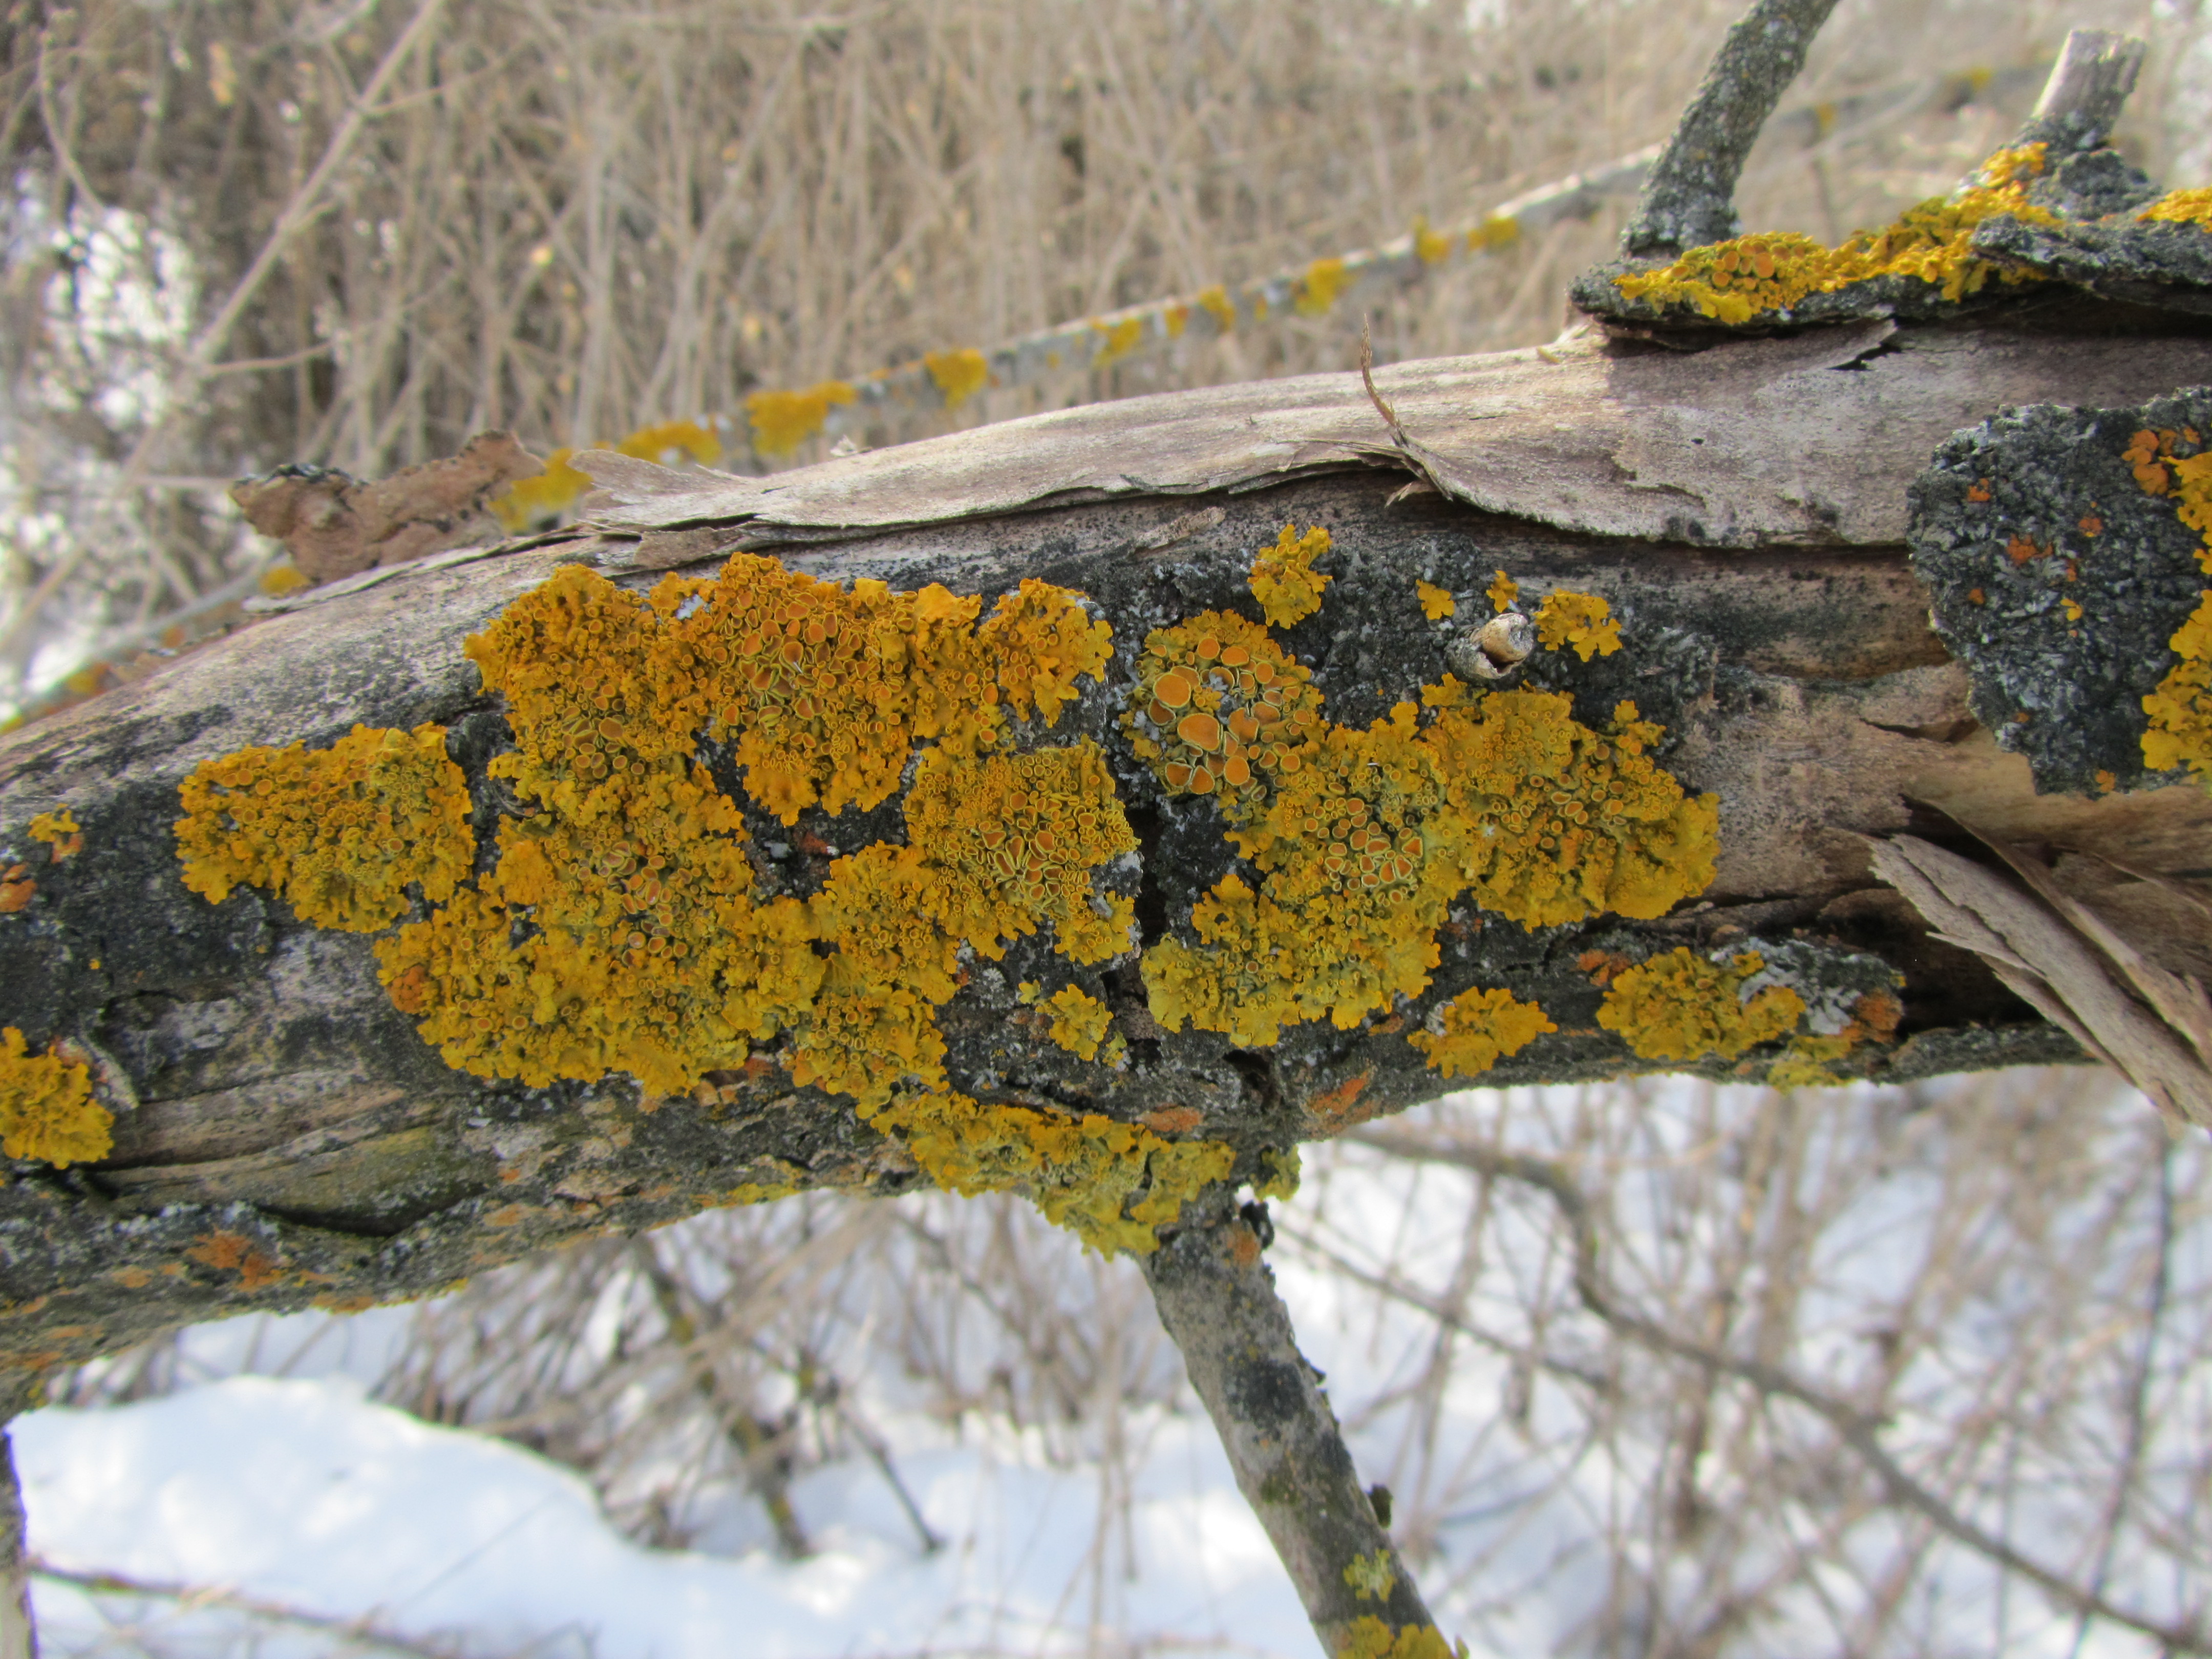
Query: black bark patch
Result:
<box><xmin>1908</xmin><ymin>392</ymin><xmax>2212</xmax><ymax>795</ymax></box>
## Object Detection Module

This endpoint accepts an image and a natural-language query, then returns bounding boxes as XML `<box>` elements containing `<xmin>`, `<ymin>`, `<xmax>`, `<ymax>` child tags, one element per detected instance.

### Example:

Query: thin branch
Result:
<box><xmin>1347</xmin><ymin>1128</ymin><xmax>2212</xmax><ymax>1655</ymax></box>
<box><xmin>1621</xmin><ymin>0</ymin><xmax>1843</xmax><ymax>259</ymax></box>
<box><xmin>1142</xmin><ymin>1186</ymin><xmax>1440</xmax><ymax>1651</ymax></box>
<box><xmin>28</xmin><ymin>1558</ymin><xmax>466</xmax><ymax>1659</ymax></box>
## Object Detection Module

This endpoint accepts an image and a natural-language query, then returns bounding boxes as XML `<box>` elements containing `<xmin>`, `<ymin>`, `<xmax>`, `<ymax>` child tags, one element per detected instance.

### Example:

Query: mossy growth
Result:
<box><xmin>1129</xmin><ymin>544</ymin><xmax>1718</xmax><ymax>1049</ymax></box>
<box><xmin>0</xmin><ymin>1026</ymin><xmax>112</xmax><ymax>1168</ymax></box>
<box><xmin>2128</xmin><ymin>426</ymin><xmax>2212</xmax><ymax>780</ymax></box>
<box><xmin>1595</xmin><ymin>948</ymin><xmax>1805</xmax><ymax>1063</ymax></box>
<box><xmin>177</xmin><ymin>552</ymin><xmax>1225</xmax><ymax>1253</ymax></box>
<box><xmin>1408</xmin><ymin>986</ymin><xmax>1555</xmax><ymax>1079</ymax></box>
<box><xmin>1248</xmin><ymin>524</ymin><xmax>1334</xmax><ymax>628</ymax></box>
<box><xmin>176</xmin><ymin>723</ymin><xmax>474</xmax><ymax>932</ymax></box>
<box><xmin>1613</xmin><ymin>144</ymin><xmax>2056</xmax><ymax>324</ymax></box>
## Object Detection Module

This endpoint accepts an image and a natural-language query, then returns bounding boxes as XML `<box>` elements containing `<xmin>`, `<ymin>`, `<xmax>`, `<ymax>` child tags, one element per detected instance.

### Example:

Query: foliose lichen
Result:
<box><xmin>1609</xmin><ymin>145</ymin><xmax>2056</xmax><ymax>325</ymax></box>
<box><xmin>1407</xmin><ymin>986</ymin><xmax>1555</xmax><ymax>1079</ymax></box>
<box><xmin>1130</xmin><ymin>546</ymin><xmax>1718</xmax><ymax>1049</ymax></box>
<box><xmin>0</xmin><ymin>1026</ymin><xmax>112</xmax><ymax>1168</ymax></box>
<box><xmin>1247</xmin><ymin>523</ymin><xmax>1334</xmax><ymax>628</ymax></box>
<box><xmin>1336</xmin><ymin>1618</ymin><xmax>1465</xmax><ymax>1659</ymax></box>
<box><xmin>176</xmin><ymin>552</ymin><xmax>1226</xmax><ymax>1253</ymax></box>
<box><xmin>1594</xmin><ymin>947</ymin><xmax>1805</xmax><ymax>1063</ymax></box>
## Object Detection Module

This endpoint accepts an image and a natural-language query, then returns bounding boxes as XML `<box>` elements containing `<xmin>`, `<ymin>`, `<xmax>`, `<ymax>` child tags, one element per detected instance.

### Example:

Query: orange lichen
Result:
<box><xmin>1533</xmin><ymin>590</ymin><xmax>1623</xmax><ymax>661</ymax></box>
<box><xmin>1416</xmin><ymin>581</ymin><xmax>1457</xmax><ymax>621</ymax></box>
<box><xmin>746</xmin><ymin>381</ymin><xmax>857</xmax><ymax>459</ymax></box>
<box><xmin>1596</xmin><ymin>948</ymin><xmax>1805</xmax><ymax>1063</ymax></box>
<box><xmin>1044</xmin><ymin>985</ymin><xmax>1113</xmax><ymax>1060</ymax></box>
<box><xmin>1408</xmin><ymin>986</ymin><xmax>1555</xmax><ymax>1078</ymax></box>
<box><xmin>1486</xmin><ymin>570</ymin><xmax>1518</xmax><ymax>612</ymax></box>
<box><xmin>27</xmin><ymin>810</ymin><xmax>80</xmax><ymax>861</ymax></box>
<box><xmin>2132</xmin><ymin>428</ymin><xmax>2212</xmax><ymax>780</ymax></box>
<box><xmin>924</xmin><ymin>348</ymin><xmax>990</xmax><ymax>411</ymax></box>
<box><xmin>1294</xmin><ymin>257</ymin><xmax>1349</xmax><ymax>316</ymax></box>
<box><xmin>0</xmin><ymin>1027</ymin><xmax>112</xmax><ymax>1167</ymax></box>
<box><xmin>176</xmin><ymin>724</ymin><xmax>474</xmax><ymax>932</ymax></box>
<box><xmin>1122</xmin><ymin>610</ymin><xmax>1326</xmax><ymax>816</ymax></box>
<box><xmin>0</xmin><ymin>866</ymin><xmax>29</xmax><ymax>913</ymax></box>
<box><xmin>1143</xmin><ymin>674</ymin><xmax>1717</xmax><ymax>1047</ymax></box>
<box><xmin>1248</xmin><ymin>524</ymin><xmax>1334</xmax><ymax>627</ymax></box>
<box><xmin>1613</xmin><ymin>145</ymin><xmax>2055</xmax><ymax>324</ymax></box>
<box><xmin>185</xmin><ymin>1229</ymin><xmax>283</xmax><ymax>1290</ymax></box>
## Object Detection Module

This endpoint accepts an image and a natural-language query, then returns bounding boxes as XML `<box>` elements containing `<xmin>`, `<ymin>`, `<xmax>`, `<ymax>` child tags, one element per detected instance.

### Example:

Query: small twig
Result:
<box><xmin>1621</xmin><ymin>0</ymin><xmax>1844</xmax><ymax>259</ymax></box>
<box><xmin>1358</xmin><ymin>317</ymin><xmax>1399</xmax><ymax>434</ymax></box>
<box><xmin>29</xmin><ymin>1558</ymin><xmax>466</xmax><ymax>1658</ymax></box>
<box><xmin>2014</xmin><ymin>28</ymin><xmax>2145</xmax><ymax>156</ymax></box>
<box><xmin>1143</xmin><ymin>1186</ymin><xmax>1440</xmax><ymax>1652</ymax></box>
<box><xmin>1347</xmin><ymin>1128</ymin><xmax>2212</xmax><ymax>1655</ymax></box>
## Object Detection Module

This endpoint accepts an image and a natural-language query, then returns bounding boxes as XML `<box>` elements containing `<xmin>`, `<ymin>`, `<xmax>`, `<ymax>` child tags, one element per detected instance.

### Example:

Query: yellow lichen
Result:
<box><xmin>870</xmin><ymin>1089</ymin><xmax>1233</xmax><ymax>1254</ymax></box>
<box><xmin>1614</xmin><ymin>145</ymin><xmax>2057</xmax><ymax>324</ymax></box>
<box><xmin>258</xmin><ymin>564</ymin><xmax>310</xmax><ymax>597</ymax></box>
<box><xmin>492</xmin><ymin>445</ymin><xmax>593</xmax><ymax>533</ymax></box>
<box><xmin>1196</xmin><ymin>285</ymin><xmax>1236</xmax><ymax>333</ymax></box>
<box><xmin>1412</xmin><ymin>216</ymin><xmax>1451</xmax><ymax>265</ymax></box>
<box><xmin>176</xmin><ymin>724</ymin><xmax>474</xmax><ymax>932</ymax></box>
<box><xmin>617</xmin><ymin>420</ymin><xmax>720</xmax><ymax>467</ymax></box>
<box><xmin>746</xmin><ymin>381</ymin><xmax>857</xmax><ymax>459</ymax></box>
<box><xmin>1486</xmin><ymin>570</ymin><xmax>1518</xmax><ymax>612</ymax></box>
<box><xmin>1248</xmin><ymin>524</ymin><xmax>1334</xmax><ymax>628</ymax></box>
<box><xmin>1343</xmin><ymin>1550</ymin><xmax>1397</xmax><ymax>1602</ymax></box>
<box><xmin>1416</xmin><ymin>581</ymin><xmax>1456</xmax><ymax>621</ymax></box>
<box><xmin>1256</xmin><ymin>1143</ymin><xmax>1301</xmax><ymax>1199</ymax></box>
<box><xmin>1767</xmin><ymin>1032</ymin><xmax>1857</xmax><ymax>1089</ymax></box>
<box><xmin>1044</xmin><ymin>985</ymin><xmax>1113</xmax><ymax>1060</ymax></box>
<box><xmin>2141</xmin><ymin>188</ymin><xmax>2212</xmax><ymax>229</ymax></box>
<box><xmin>1533</xmin><ymin>590</ymin><xmax>1623</xmax><ymax>661</ymax></box>
<box><xmin>176</xmin><ymin>545</ymin><xmax>1217</xmax><ymax>1249</ymax></box>
<box><xmin>1142</xmin><ymin>676</ymin><xmax>1717</xmax><ymax>1047</ymax></box>
<box><xmin>1408</xmin><ymin>986</ymin><xmax>1555</xmax><ymax>1078</ymax></box>
<box><xmin>1091</xmin><ymin>315</ymin><xmax>1143</xmax><ymax>368</ymax></box>
<box><xmin>1596</xmin><ymin>948</ymin><xmax>1805</xmax><ymax>1063</ymax></box>
<box><xmin>924</xmin><ymin>348</ymin><xmax>990</xmax><ymax>411</ymax></box>
<box><xmin>28</xmin><ymin>810</ymin><xmax>81</xmax><ymax>861</ymax></box>
<box><xmin>2132</xmin><ymin>428</ymin><xmax>2212</xmax><ymax>780</ymax></box>
<box><xmin>1469</xmin><ymin>214</ymin><xmax>1520</xmax><ymax>251</ymax></box>
<box><xmin>0</xmin><ymin>1027</ymin><xmax>112</xmax><ymax>1168</ymax></box>
<box><xmin>1295</xmin><ymin>257</ymin><xmax>1349</xmax><ymax>316</ymax></box>
<box><xmin>1337</xmin><ymin>1618</ymin><xmax>1464</xmax><ymax>1659</ymax></box>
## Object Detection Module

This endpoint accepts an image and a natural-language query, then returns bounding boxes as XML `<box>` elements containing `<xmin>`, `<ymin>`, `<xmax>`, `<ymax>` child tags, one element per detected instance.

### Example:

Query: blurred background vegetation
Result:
<box><xmin>1</xmin><ymin>0</ymin><xmax>2205</xmax><ymax>713</ymax></box>
<box><xmin>6</xmin><ymin>2</ymin><xmax>2211</xmax><ymax>1651</ymax></box>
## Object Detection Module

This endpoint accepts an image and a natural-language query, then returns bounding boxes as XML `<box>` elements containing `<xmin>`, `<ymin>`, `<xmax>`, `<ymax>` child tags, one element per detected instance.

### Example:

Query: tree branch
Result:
<box><xmin>1620</xmin><ymin>0</ymin><xmax>1843</xmax><ymax>260</ymax></box>
<box><xmin>1142</xmin><ymin>1186</ymin><xmax>1437</xmax><ymax>1649</ymax></box>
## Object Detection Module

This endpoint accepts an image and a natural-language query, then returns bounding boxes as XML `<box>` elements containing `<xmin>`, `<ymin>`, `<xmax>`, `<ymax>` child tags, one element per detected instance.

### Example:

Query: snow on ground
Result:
<box><xmin>19</xmin><ymin>1375</ymin><xmax>1306</xmax><ymax>1658</ymax></box>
